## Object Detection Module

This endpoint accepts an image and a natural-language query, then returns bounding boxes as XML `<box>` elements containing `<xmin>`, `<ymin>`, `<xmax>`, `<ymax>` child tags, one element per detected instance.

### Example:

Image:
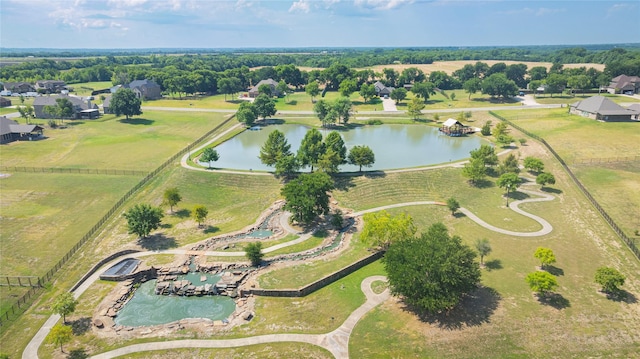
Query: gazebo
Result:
<box><xmin>439</xmin><ymin>118</ymin><xmax>474</xmax><ymax>137</ymax></box>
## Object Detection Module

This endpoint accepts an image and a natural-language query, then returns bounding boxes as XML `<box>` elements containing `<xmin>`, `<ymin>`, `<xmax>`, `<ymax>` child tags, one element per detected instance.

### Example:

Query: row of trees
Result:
<box><xmin>259</xmin><ymin>129</ymin><xmax>376</xmax><ymax>177</ymax></box>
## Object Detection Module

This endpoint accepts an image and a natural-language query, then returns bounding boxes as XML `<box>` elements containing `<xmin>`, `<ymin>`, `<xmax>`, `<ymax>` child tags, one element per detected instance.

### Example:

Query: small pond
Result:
<box><xmin>207</xmin><ymin>124</ymin><xmax>485</xmax><ymax>172</ymax></box>
<box><xmin>114</xmin><ymin>278</ymin><xmax>236</xmax><ymax>327</ymax></box>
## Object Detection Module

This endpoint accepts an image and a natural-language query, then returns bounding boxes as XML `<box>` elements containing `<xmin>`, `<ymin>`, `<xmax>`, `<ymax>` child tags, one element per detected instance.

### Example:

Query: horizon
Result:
<box><xmin>1</xmin><ymin>0</ymin><xmax>639</xmax><ymax>49</ymax></box>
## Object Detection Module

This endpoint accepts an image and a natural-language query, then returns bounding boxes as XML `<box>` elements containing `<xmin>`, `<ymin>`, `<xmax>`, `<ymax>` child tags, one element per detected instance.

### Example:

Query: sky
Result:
<box><xmin>0</xmin><ymin>0</ymin><xmax>638</xmax><ymax>49</ymax></box>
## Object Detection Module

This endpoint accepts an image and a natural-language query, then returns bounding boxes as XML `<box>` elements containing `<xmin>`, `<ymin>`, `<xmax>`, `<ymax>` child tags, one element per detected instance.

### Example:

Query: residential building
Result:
<box><xmin>248</xmin><ymin>79</ymin><xmax>280</xmax><ymax>98</ymax></box>
<box><xmin>0</xmin><ymin>116</ymin><xmax>44</xmax><ymax>143</ymax></box>
<box><xmin>569</xmin><ymin>96</ymin><xmax>639</xmax><ymax>122</ymax></box>
<box><xmin>33</xmin><ymin>95</ymin><xmax>100</xmax><ymax>119</ymax></box>
<box><xmin>607</xmin><ymin>74</ymin><xmax>640</xmax><ymax>94</ymax></box>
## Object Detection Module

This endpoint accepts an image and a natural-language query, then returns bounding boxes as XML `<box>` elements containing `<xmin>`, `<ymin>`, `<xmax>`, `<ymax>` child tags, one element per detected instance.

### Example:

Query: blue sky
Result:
<box><xmin>1</xmin><ymin>0</ymin><xmax>638</xmax><ymax>49</ymax></box>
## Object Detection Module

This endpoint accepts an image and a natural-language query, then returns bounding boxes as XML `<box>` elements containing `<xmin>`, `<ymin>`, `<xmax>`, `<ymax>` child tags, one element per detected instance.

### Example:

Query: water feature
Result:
<box><xmin>115</xmin><ymin>275</ymin><xmax>236</xmax><ymax>327</ymax></box>
<box><xmin>100</xmin><ymin>258</ymin><xmax>140</xmax><ymax>280</ymax></box>
<box><xmin>206</xmin><ymin>124</ymin><xmax>485</xmax><ymax>172</ymax></box>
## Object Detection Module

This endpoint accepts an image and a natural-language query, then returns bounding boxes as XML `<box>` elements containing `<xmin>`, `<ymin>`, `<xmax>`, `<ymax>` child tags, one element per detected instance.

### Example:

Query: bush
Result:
<box><xmin>481</xmin><ymin>121</ymin><xmax>491</xmax><ymax>136</ymax></box>
<box><xmin>366</xmin><ymin>119</ymin><xmax>383</xmax><ymax>125</ymax></box>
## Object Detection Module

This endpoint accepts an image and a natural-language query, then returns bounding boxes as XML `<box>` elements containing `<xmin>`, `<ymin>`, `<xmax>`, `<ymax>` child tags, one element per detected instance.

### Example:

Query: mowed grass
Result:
<box><xmin>69</xmin><ymin>81</ymin><xmax>113</xmax><ymax>96</ymax></box>
<box><xmin>111</xmin><ymin>344</ymin><xmax>333</xmax><ymax>359</ymax></box>
<box><xmin>533</xmin><ymin>93</ymin><xmax>640</xmax><ymax>105</ymax></box>
<box><xmin>0</xmin><ymin>110</ymin><xmax>232</xmax><ymax>171</ymax></box>
<box><xmin>347</xmin><ymin>157</ymin><xmax>640</xmax><ymax>358</ymax></box>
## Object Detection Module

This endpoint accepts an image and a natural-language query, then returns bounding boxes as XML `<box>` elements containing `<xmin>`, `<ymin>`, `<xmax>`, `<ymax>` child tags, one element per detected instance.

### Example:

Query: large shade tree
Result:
<box><xmin>253</xmin><ymin>93</ymin><xmax>277</xmax><ymax>119</ymax></box>
<box><xmin>360</xmin><ymin>210</ymin><xmax>417</xmax><ymax>250</ymax></box>
<box><xmin>123</xmin><ymin>203</ymin><xmax>164</xmax><ymax>238</ymax></box>
<box><xmin>348</xmin><ymin>145</ymin><xmax>375</xmax><ymax>172</ymax></box>
<box><xmin>259</xmin><ymin>130</ymin><xmax>291</xmax><ymax>167</ymax></box>
<box><xmin>297</xmin><ymin>128</ymin><xmax>325</xmax><ymax>172</ymax></box>
<box><xmin>383</xmin><ymin>223</ymin><xmax>481</xmax><ymax>313</ymax></box>
<box><xmin>51</xmin><ymin>292</ymin><xmax>78</xmax><ymax>323</ymax></box>
<box><xmin>281</xmin><ymin>172</ymin><xmax>334</xmax><ymax>225</ymax></box>
<box><xmin>111</xmin><ymin>88</ymin><xmax>142</xmax><ymax>120</ymax></box>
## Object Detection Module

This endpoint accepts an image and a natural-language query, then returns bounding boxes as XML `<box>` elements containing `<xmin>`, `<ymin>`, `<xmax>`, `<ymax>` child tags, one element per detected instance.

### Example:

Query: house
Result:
<box><xmin>439</xmin><ymin>118</ymin><xmax>474</xmax><ymax>136</ymax></box>
<box><xmin>248</xmin><ymin>78</ymin><xmax>280</xmax><ymax>98</ymax></box>
<box><xmin>627</xmin><ymin>104</ymin><xmax>640</xmax><ymax>120</ymax></box>
<box><xmin>607</xmin><ymin>74</ymin><xmax>640</xmax><ymax>95</ymax></box>
<box><xmin>0</xmin><ymin>97</ymin><xmax>11</xmax><ymax>108</ymax></box>
<box><xmin>374</xmin><ymin>81</ymin><xmax>394</xmax><ymax>97</ymax></box>
<box><xmin>33</xmin><ymin>95</ymin><xmax>99</xmax><ymax>119</ymax></box>
<box><xmin>103</xmin><ymin>96</ymin><xmax>112</xmax><ymax>114</ymax></box>
<box><xmin>0</xmin><ymin>116</ymin><xmax>44</xmax><ymax>143</ymax></box>
<box><xmin>569</xmin><ymin>96</ymin><xmax>639</xmax><ymax>122</ymax></box>
<box><xmin>127</xmin><ymin>79</ymin><xmax>162</xmax><ymax>100</ymax></box>
<box><xmin>3</xmin><ymin>82</ymin><xmax>35</xmax><ymax>94</ymax></box>
<box><xmin>35</xmin><ymin>80</ymin><xmax>67</xmax><ymax>93</ymax></box>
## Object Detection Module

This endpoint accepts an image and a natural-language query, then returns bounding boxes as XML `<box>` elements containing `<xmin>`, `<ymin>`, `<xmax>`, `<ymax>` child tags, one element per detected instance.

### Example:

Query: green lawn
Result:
<box><xmin>0</xmin><ymin>107</ymin><xmax>18</xmax><ymax>115</ymax></box>
<box><xmin>533</xmin><ymin>93</ymin><xmax>640</xmax><ymax>105</ymax></box>
<box><xmin>115</xmin><ymin>344</ymin><xmax>333</xmax><ymax>359</ymax></box>
<box><xmin>1</xmin><ymin>110</ymin><xmax>231</xmax><ymax>171</ymax></box>
<box><xmin>68</xmin><ymin>81</ymin><xmax>113</xmax><ymax>96</ymax></box>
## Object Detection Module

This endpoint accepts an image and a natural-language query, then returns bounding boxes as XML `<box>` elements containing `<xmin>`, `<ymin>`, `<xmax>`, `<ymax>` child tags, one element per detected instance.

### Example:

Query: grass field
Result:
<box><xmin>0</xmin><ymin>110</ymin><xmax>232</xmax><ymax>170</ymax></box>
<box><xmin>2</xmin><ymin>102</ymin><xmax>640</xmax><ymax>358</ymax></box>
<box><xmin>69</xmin><ymin>81</ymin><xmax>113</xmax><ymax>96</ymax></box>
<box><xmin>533</xmin><ymin>93</ymin><xmax>640</xmax><ymax>105</ymax></box>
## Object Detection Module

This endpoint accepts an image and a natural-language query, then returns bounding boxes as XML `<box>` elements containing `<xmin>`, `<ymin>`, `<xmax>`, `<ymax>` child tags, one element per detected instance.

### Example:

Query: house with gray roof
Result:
<box><xmin>248</xmin><ymin>78</ymin><xmax>280</xmax><ymax>98</ymax></box>
<box><xmin>0</xmin><ymin>97</ymin><xmax>11</xmax><ymax>108</ymax></box>
<box><xmin>127</xmin><ymin>79</ymin><xmax>162</xmax><ymax>100</ymax></box>
<box><xmin>374</xmin><ymin>81</ymin><xmax>394</xmax><ymax>97</ymax></box>
<box><xmin>607</xmin><ymin>74</ymin><xmax>640</xmax><ymax>94</ymax></box>
<box><xmin>35</xmin><ymin>80</ymin><xmax>67</xmax><ymax>93</ymax></box>
<box><xmin>0</xmin><ymin>116</ymin><xmax>44</xmax><ymax>143</ymax></box>
<box><xmin>102</xmin><ymin>96</ymin><xmax>112</xmax><ymax>114</ymax></box>
<box><xmin>33</xmin><ymin>95</ymin><xmax>99</xmax><ymax>119</ymax></box>
<box><xmin>569</xmin><ymin>96</ymin><xmax>639</xmax><ymax>122</ymax></box>
<box><xmin>3</xmin><ymin>82</ymin><xmax>35</xmax><ymax>94</ymax></box>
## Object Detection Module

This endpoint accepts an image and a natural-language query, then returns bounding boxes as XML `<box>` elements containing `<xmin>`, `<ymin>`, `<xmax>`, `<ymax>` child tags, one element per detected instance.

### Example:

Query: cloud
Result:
<box><xmin>607</xmin><ymin>3</ymin><xmax>636</xmax><ymax>17</ymax></box>
<box><xmin>107</xmin><ymin>0</ymin><xmax>149</xmax><ymax>7</ymax></box>
<box><xmin>499</xmin><ymin>7</ymin><xmax>565</xmax><ymax>17</ymax></box>
<box><xmin>354</xmin><ymin>0</ymin><xmax>414</xmax><ymax>10</ymax></box>
<box><xmin>289</xmin><ymin>0</ymin><xmax>310</xmax><ymax>13</ymax></box>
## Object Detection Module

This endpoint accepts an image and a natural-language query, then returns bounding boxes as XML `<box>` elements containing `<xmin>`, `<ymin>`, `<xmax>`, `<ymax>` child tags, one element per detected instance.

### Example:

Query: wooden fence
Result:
<box><xmin>0</xmin><ymin>166</ymin><xmax>147</xmax><ymax>176</ymax></box>
<box><xmin>489</xmin><ymin>111</ymin><xmax>639</xmax><ymax>260</ymax></box>
<box><xmin>0</xmin><ymin>276</ymin><xmax>41</xmax><ymax>287</ymax></box>
<box><xmin>0</xmin><ymin>115</ymin><xmax>236</xmax><ymax>326</ymax></box>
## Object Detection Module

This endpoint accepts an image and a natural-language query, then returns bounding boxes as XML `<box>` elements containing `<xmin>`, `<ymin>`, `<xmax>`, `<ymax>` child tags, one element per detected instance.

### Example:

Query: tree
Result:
<box><xmin>526</xmin><ymin>271</ymin><xmax>558</xmax><ymax>296</ymax></box>
<box><xmin>481</xmin><ymin>121</ymin><xmax>492</xmax><ymax>136</ymax></box>
<box><xmin>446</xmin><ymin>197</ymin><xmax>460</xmax><ymax>216</ymax></box>
<box><xmin>163</xmin><ymin>187</ymin><xmax>181</xmax><ymax>213</ymax></box>
<box><xmin>536</xmin><ymin>172</ymin><xmax>556</xmax><ymax>189</ymax></box>
<box><xmin>411</xmin><ymin>81</ymin><xmax>436</xmax><ymax>102</ymax></box>
<box><xmin>348</xmin><ymin>145</ymin><xmax>375</xmax><ymax>172</ymax></box>
<box><xmin>123</xmin><ymin>203</ymin><xmax>164</xmax><ymax>238</ymax></box>
<box><xmin>339</xmin><ymin>79</ymin><xmax>357</xmax><ymax>97</ymax></box>
<box><xmin>331</xmin><ymin>209</ymin><xmax>344</xmax><ymax>229</ymax></box>
<box><xmin>360</xmin><ymin>210</ymin><xmax>417</xmax><ymax>249</ymax></box>
<box><xmin>305</xmin><ymin>81</ymin><xmax>320</xmax><ymax>102</ymax></box>
<box><xmin>192</xmin><ymin>205</ymin><xmax>208</xmax><ymax>227</ymax></box>
<box><xmin>475</xmin><ymin>238</ymin><xmax>492</xmax><ymax>266</ymax></box>
<box><xmin>463</xmin><ymin>78</ymin><xmax>482</xmax><ymax>100</ymax></box>
<box><xmin>236</xmin><ymin>101</ymin><xmax>257</xmax><ymax>127</ymax></box>
<box><xmin>544</xmin><ymin>73</ymin><xmax>567</xmax><ymax>97</ymax></box>
<box><xmin>523</xmin><ymin>157</ymin><xmax>545</xmax><ymax>173</ymax></box>
<box><xmin>567</xmin><ymin>74</ymin><xmax>591</xmax><ymax>96</ymax></box>
<box><xmin>297</xmin><ymin>128</ymin><xmax>325</xmax><ymax>172</ymax></box>
<box><xmin>18</xmin><ymin>104</ymin><xmax>35</xmax><ymax>124</ymax></box>
<box><xmin>259</xmin><ymin>130</ymin><xmax>291</xmax><ymax>167</ymax></box>
<box><xmin>111</xmin><ymin>88</ymin><xmax>142</xmax><ymax>120</ymax></box>
<box><xmin>470</xmin><ymin>144</ymin><xmax>498</xmax><ymax>167</ymax></box>
<box><xmin>533</xmin><ymin>247</ymin><xmax>556</xmax><ymax>269</ymax></box>
<box><xmin>49</xmin><ymin>324</ymin><xmax>73</xmax><ymax>353</ymax></box>
<box><xmin>324</xmin><ymin>131</ymin><xmax>347</xmax><ymax>165</ymax></box>
<box><xmin>200</xmin><ymin>147</ymin><xmax>220</xmax><ymax>169</ymax></box>
<box><xmin>493</xmin><ymin>122</ymin><xmax>508</xmax><ymax>138</ymax></box>
<box><xmin>499</xmin><ymin>153</ymin><xmax>520</xmax><ymax>174</ymax></box>
<box><xmin>316</xmin><ymin>148</ymin><xmax>342</xmax><ymax>174</ymax></box>
<box><xmin>276</xmin><ymin>80</ymin><xmax>290</xmax><ymax>100</ymax></box>
<box><xmin>450</xmin><ymin>92</ymin><xmax>456</xmax><ymax>101</ymax></box>
<box><xmin>387</xmin><ymin>87</ymin><xmax>406</xmax><ymax>105</ymax></box>
<box><xmin>52</xmin><ymin>292</ymin><xmax>78</xmax><ymax>323</ymax></box>
<box><xmin>496</xmin><ymin>134</ymin><xmax>515</xmax><ymax>148</ymax></box>
<box><xmin>528</xmin><ymin>66</ymin><xmax>548</xmax><ymax>81</ymax></box>
<box><xmin>496</xmin><ymin>173</ymin><xmax>522</xmax><ymax>206</ymax></box>
<box><xmin>594</xmin><ymin>267</ymin><xmax>626</xmax><ymax>294</ymax></box>
<box><xmin>245</xmin><ymin>242</ymin><xmax>264</xmax><ymax>267</ymax></box>
<box><xmin>359</xmin><ymin>83</ymin><xmax>376</xmax><ymax>103</ymax></box>
<box><xmin>333</xmin><ymin>97</ymin><xmax>354</xmax><ymax>125</ymax></box>
<box><xmin>406</xmin><ymin>97</ymin><xmax>425</xmax><ymax>121</ymax></box>
<box><xmin>281</xmin><ymin>172</ymin><xmax>334</xmax><ymax>225</ymax></box>
<box><xmin>274</xmin><ymin>153</ymin><xmax>300</xmax><ymax>179</ymax></box>
<box><xmin>462</xmin><ymin>158</ymin><xmax>487</xmax><ymax>185</ymax></box>
<box><xmin>383</xmin><ymin>223</ymin><xmax>480</xmax><ymax>313</ymax></box>
<box><xmin>481</xmin><ymin>73</ymin><xmax>518</xmax><ymax>99</ymax></box>
<box><xmin>253</xmin><ymin>93</ymin><xmax>277</xmax><ymax>119</ymax></box>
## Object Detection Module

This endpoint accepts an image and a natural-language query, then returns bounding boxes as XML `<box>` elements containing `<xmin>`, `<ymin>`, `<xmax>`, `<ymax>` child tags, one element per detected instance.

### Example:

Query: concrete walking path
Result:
<box><xmin>88</xmin><ymin>276</ymin><xmax>389</xmax><ymax>359</ymax></box>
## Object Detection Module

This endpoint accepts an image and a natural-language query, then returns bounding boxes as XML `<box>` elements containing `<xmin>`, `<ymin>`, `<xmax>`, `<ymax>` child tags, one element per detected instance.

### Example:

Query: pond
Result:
<box><xmin>206</xmin><ymin>124</ymin><xmax>485</xmax><ymax>172</ymax></box>
<box><xmin>114</xmin><ymin>278</ymin><xmax>236</xmax><ymax>327</ymax></box>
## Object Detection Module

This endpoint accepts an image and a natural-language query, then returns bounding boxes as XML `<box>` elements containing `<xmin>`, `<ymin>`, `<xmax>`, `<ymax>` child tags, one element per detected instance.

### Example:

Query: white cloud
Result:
<box><xmin>607</xmin><ymin>3</ymin><xmax>636</xmax><ymax>17</ymax></box>
<box><xmin>500</xmin><ymin>7</ymin><xmax>564</xmax><ymax>17</ymax></box>
<box><xmin>107</xmin><ymin>0</ymin><xmax>149</xmax><ymax>7</ymax></box>
<box><xmin>289</xmin><ymin>0</ymin><xmax>310</xmax><ymax>13</ymax></box>
<box><xmin>354</xmin><ymin>0</ymin><xmax>414</xmax><ymax>10</ymax></box>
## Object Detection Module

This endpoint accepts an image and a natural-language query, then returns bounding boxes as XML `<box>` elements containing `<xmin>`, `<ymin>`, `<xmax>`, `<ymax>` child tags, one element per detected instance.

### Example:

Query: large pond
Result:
<box><xmin>208</xmin><ymin>124</ymin><xmax>485</xmax><ymax>172</ymax></box>
<box><xmin>114</xmin><ymin>278</ymin><xmax>236</xmax><ymax>327</ymax></box>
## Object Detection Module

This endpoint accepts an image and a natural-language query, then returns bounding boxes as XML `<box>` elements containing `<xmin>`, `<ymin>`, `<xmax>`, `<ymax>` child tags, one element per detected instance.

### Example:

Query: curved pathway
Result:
<box><xmin>89</xmin><ymin>276</ymin><xmax>388</xmax><ymax>359</ymax></box>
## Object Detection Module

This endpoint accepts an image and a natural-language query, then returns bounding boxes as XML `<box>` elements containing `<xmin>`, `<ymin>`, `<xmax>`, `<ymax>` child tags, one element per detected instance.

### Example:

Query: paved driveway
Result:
<box><xmin>381</xmin><ymin>97</ymin><xmax>398</xmax><ymax>111</ymax></box>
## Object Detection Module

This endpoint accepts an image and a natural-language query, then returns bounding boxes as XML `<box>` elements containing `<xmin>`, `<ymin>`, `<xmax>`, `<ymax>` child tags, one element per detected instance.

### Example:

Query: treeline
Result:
<box><xmin>2</xmin><ymin>46</ymin><xmax>640</xmax><ymax>83</ymax></box>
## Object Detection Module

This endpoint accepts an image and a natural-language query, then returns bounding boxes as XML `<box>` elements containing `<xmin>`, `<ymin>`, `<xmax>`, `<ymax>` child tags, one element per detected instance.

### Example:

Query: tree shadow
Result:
<box><xmin>484</xmin><ymin>259</ymin><xmax>503</xmax><ymax>271</ymax></box>
<box><xmin>605</xmin><ymin>289</ymin><xmax>637</xmax><ymax>304</ymax></box>
<box><xmin>406</xmin><ymin>286</ymin><xmax>501</xmax><ymax>330</ymax></box>
<box><xmin>537</xmin><ymin>292</ymin><xmax>571</xmax><ymax>309</ymax></box>
<box><xmin>118</xmin><ymin>118</ymin><xmax>154</xmax><ymax>125</ymax></box>
<box><xmin>203</xmin><ymin>225</ymin><xmax>220</xmax><ymax>234</ymax></box>
<box><xmin>286</xmin><ymin>100</ymin><xmax>298</xmax><ymax>105</ymax></box>
<box><xmin>260</xmin><ymin>118</ymin><xmax>285</xmax><ymax>125</ymax></box>
<box><xmin>138</xmin><ymin>233</ymin><xmax>177</xmax><ymax>250</ymax></box>
<box><xmin>545</xmin><ymin>265</ymin><xmax>564</xmax><ymax>276</ymax></box>
<box><xmin>159</xmin><ymin>223</ymin><xmax>172</xmax><ymax>229</ymax></box>
<box><xmin>509</xmin><ymin>191</ymin><xmax>531</xmax><ymax>201</ymax></box>
<box><xmin>67</xmin><ymin>348</ymin><xmax>89</xmax><ymax>359</ymax></box>
<box><xmin>541</xmin><ymin>187</ymin><xmax>563</xmax><ymax>194</ymax></box>
<box><xmin>333</xmin><ymin>176</ymin><xmax>355</xmax><ymax>191</ymax></box>
<box><xmin>70</xmin><ymin>317</ymin><xmax>92</xmax><ymax>335</ymax></box>
<box><xmin>174</xmin><ymin>209</ymin><xmax>191</xmax><ymax>219</ymax></box>
<box><xmin>471</xmin><ymin>179</ymin><xmax>494</xmax><ymax>188</ymax></box>
<box><xmin>453</xmin><ymin>212</ymin><xmax>466</xmax><ymax>219</ymax></box>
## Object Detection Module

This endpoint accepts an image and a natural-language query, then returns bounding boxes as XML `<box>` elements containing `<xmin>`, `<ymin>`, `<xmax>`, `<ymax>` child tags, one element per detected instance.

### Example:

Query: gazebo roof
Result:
<box><xmin>443</xmin><ymin>118</ymin><xmax>465</xmax><ymax>127</ymax></box>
